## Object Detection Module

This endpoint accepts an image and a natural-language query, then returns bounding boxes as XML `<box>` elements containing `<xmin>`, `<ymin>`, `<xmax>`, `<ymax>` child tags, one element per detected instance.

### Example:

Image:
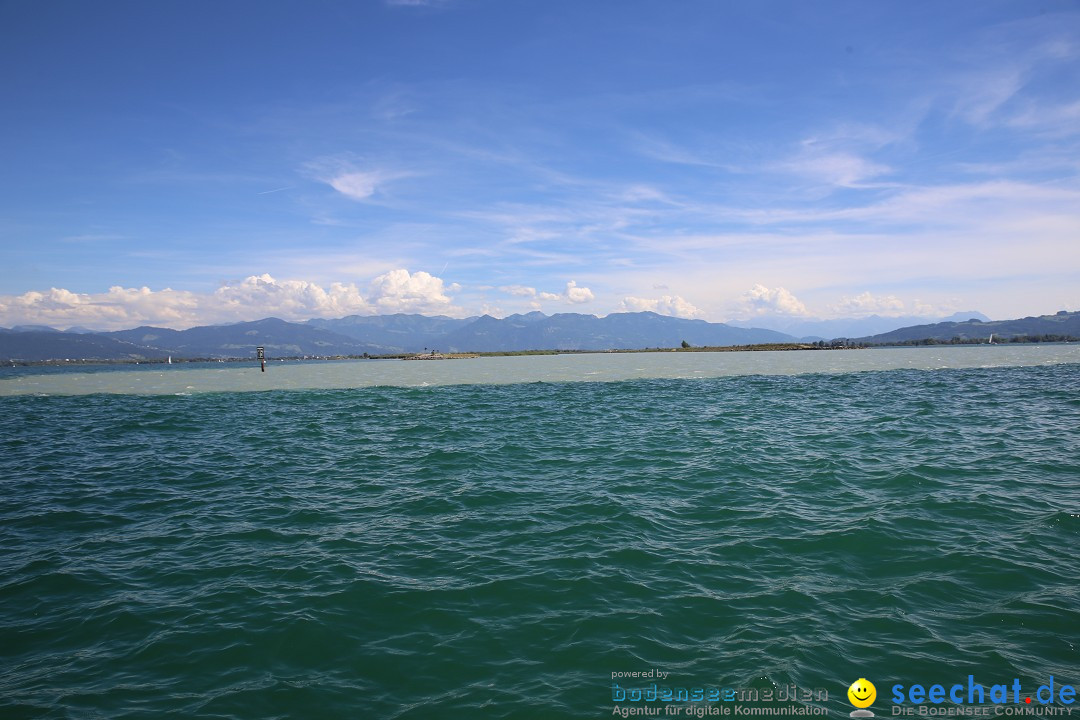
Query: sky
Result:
<box><xmin>1</xmin><ymin>0</ymin><xmax>1078</xmax><ymax>330</ymax></box>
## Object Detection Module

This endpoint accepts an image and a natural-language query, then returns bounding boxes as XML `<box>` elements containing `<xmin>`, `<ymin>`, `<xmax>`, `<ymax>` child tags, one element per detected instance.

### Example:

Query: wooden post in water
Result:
<box><xmin>257</xmin><ymin>346</ymin><xmax>265</xmax><ymax>372</ymax></box>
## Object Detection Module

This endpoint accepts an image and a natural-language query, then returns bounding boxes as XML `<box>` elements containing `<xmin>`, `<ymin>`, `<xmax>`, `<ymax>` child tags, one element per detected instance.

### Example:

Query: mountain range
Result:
<box><xmin>0</xmin><ymin>312</ymin><xmax>793</xmax><ymax>361</ymax></box>
<box><xmin>3</xmin><ymin>309</ymin><xmax>1076</xmax><ymax>363</ymax></box>
<box><xmin>731</xmin><ymin>311</ymin><xmax>990</xmax><ymax>340</ymax></box>
<box><xmin>0</xmin><ymin>318</ymin><xmax>380</xmax><ymax>362</ymax></box>
<box><xmin>858</xmin><ymin>310</ymin><xmax>1080</xmax><ymax>344</ymax></box>
<box><xmin>312</xmin><ymin>311</ymin><xmax>793</xmax><ymax>353</ymax></box>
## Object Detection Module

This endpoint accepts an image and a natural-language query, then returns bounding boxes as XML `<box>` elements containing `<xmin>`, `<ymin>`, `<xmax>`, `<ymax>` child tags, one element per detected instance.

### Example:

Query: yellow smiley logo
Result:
<box><xmin>848</xmin><ymin>678</ymin><xmax>877</xmax><ymax>709</ymax></box>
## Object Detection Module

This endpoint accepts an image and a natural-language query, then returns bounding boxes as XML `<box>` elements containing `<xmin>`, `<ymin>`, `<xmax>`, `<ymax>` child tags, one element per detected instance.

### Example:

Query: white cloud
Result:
<box><xmin>943</xmin><ymin>17</ymin><xmax>1080</xmax><ymax>129</ymax></box>
<box><xmin>327</xmin><ymin>171</ymin><xmax>383</xmax><ymax>200</ymax></box>
<box><xmin>1007</xmin><ymin>99</ymin><xmax>1080</xmax><ymax>135</ymax></box>
<box><xmin>779</xmin><ymin>145</ymin><xmax>890</xmax><ymax>188</ymax></box>
<box><xmin>953</xmin><ymin>69</ymin><xmax>1025</xmax><ymax>125</ymax></box>
<box><xmin>367</xmin><ymin>269</ymin><xmax>460</xmax><ymax>314</ymax></box>
<box><xmin>0</xmin><ymin>270</ymin><xmax>463</xmax><ymax>330</ymax></box>
<box><xmin>767</xmin><ymin>123</ymin><xmax>902</xmax><ymax>190</ymax></box>
<box><xmin>0</xmin><ymin>286</ymin><xmax>202</xmax><ymax>330</ymax></box>
<box><xmin>499</xmin><ymin>281</ymin><xmax>592</xmax><ymax>305</ymax></box>
<box><xmin>619</xmin><ymin>295</ymin><xmax>702</xmax><ymax>319</ymax></box>
<box><xmin>627</xmin><ymin>131</ymin><xmax>731</xmax><ymax>169</ymax></box>
<box><xmin>305</xmin><ymin>156</ymin><xmax>407</xmax><ymax>201</ymax></box>
<box><xmin>828</xmin><ymin>292</ymin><xmax>952</xmax><ymax>318</ymax></box>
<box><xmin>563</xmin><ymin>280</ymin><xmax>594</xmax><ymax>304</ymax></box>
<box><xmin>830</xmin><ymin>291</ymin><xmax>907</xmax><ymax>316</ymax></box>
<box><xmin>211</xmin><ymin>274</ymin><xmax>373</xmax><ymax>318</ymax></box>
<box><xmin>499</xmin><ymin>284</ymin><xmax>539</xmax><ymax>297</ymax></box>
<box><xmin>739</xmin><ymin>284</ymin><xmax>808</xmax><ymax>316</ymax></box>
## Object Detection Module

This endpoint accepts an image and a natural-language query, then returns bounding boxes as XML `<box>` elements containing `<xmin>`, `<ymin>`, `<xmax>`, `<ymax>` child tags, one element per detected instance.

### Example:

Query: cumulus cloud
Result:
<box><xmin>367</xmin><ymin>269</ymin><xmax>460</xmax><ymax>314</ymax></box>
<box><xmin>564</xmin><ymin>280</ymin><xmax>594</xmax><ymax>304</ymax></box>
<box><xmin>0</xmin><ymin>270</ymin><xmax>463</xmax><ymax>330</ymax></box>
<box><xmin>0</xmin><ymin>286</ymin><xmax>203</xmax><ymax>330</ymax></box>
<box><xmin>830</xmin><ymin>291</ymin><xmax>907</xmax><ymax>316</ymax></box>
<box><xmin>499</xmin><ymin>285</ymin><xmax>541</xmax><ymax>298</ymax></box>
<box><xmin>829</xmin><ymin>292</ymin><xmax>947</xmax><ymax>318</ymax></box>
<box><xmin>498</xmin><ymin>281</ymin><xmax>591</xmax><ymax>305</ymax></box>
<box><xmin>740</xmin><ymin>284</ymin><xmax>808</xmax><ymax>316</ymax></box>
<box><xmin>212</xmin><ymin>273</ymin><xmax>372</xmax><ymax>318</ymax></box>
<box><xmin>619</xmin><ymin>295</ymin><xmax>702</xmax><ymax>319</ymax></box>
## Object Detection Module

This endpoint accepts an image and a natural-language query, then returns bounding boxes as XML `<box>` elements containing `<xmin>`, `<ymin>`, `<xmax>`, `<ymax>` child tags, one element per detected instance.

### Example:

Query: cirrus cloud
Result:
<box><xmin>304</xmin><ymin>156</ymin><xmax>409</xmax><ymax>201</ymax></box>
<box><xmin>327</xmin><ymin>171</ymin><xmax>383</xmax><ymax>200</ymax></box>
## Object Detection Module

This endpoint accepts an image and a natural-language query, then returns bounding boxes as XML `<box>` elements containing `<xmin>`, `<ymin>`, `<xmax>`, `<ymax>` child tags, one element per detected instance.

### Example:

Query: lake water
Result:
<box><xmin>1</xmin><ymin>346</ymin><xmax>1078</xmax><ymax>718</ymax></box>
<box><xmin>2</xmin><ymin>344</ymin><xmax>1079</xmax><ymax>396</ymax></box>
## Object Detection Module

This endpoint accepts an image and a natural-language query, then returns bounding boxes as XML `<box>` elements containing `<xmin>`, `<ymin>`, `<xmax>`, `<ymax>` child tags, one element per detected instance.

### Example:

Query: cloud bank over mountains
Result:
<box><xmin>1</xmin><ymin>271</ymin><xmax>614</xmax><ymax>331</ymax></box>
<box><xmin>0</xmin><ymin>271</ymin><xmax>467</xmax><ymax>331</ymax></box>
<box><xmin>1</xmin><ymin>269</ymin><xmax>976</xmax><ymax>333</ymax></box>
<box><xmin>619</xmin><ymin>295</ymin><xmax>702</xmax><ymax>319</ymax></box>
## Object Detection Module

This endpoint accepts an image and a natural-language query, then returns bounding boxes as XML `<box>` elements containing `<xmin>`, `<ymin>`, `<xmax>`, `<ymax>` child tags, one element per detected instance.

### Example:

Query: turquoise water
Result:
<box><xmin>4</xmin><ymin>344</ymin><xmax>1080</xmax><ymax>396</ymax></box>
<box><xmin>1</xmin><ymin>358</ymin><xmax>1079</xmax><ymax>718</ymax></box>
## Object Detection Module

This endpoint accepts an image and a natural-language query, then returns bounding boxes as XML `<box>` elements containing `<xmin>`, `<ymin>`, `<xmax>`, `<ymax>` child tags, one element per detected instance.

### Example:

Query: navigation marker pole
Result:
<box><xmin>257</xmin><ymin>346</ymin><xmax>266</xmax><ymax>372</ymax></box>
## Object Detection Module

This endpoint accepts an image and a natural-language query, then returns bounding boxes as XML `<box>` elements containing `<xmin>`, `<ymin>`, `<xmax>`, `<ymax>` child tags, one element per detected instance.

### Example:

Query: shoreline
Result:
<box><xmin>4</xmin><ymin>338</ymin><xmax>1075</xmax><ymax>369</ymax></box>
<box><xmin>3</xmin><ymin>343</ymin><xmax>853</xmax><ymax>368</ymax></box>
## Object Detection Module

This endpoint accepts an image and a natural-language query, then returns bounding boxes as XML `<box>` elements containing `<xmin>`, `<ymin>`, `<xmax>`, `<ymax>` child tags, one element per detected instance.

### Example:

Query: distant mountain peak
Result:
<box><xmin>940</xmin><ymin>311</ymin><xmax>991</xmax><ymax>323</ymax></box>
<box><xmin>12</xmin><ymin>324</ymin><xmax>61</xmax><ymax>333</ymax></box>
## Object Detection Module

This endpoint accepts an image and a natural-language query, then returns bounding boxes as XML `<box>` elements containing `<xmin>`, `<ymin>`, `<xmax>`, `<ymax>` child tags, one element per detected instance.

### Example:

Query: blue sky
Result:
<box><xmin>1</xmin><ymin>0</ymin><xmax>1078</xmax><ymax>330</ymax></box>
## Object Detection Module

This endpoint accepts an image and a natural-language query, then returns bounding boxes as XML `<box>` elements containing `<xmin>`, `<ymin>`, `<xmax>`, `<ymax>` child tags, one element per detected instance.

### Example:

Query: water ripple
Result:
<box><xmin>1</xmin><ymin>364</ymin><xmax>1078</xmax><ymax>717</ymax></box>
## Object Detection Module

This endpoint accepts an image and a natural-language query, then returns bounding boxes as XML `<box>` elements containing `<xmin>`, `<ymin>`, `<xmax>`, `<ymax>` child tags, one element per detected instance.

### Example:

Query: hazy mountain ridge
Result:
<box><xmin>439</xmin><ymin>312</ymin><xmax>794</xmax><ymax>352</ymax></box>
<box><xmin>2</xmin><ymin>310</ymin><xmax>1074</xmax><ymax>362</ymax></box>
<box><xmin>103</xmin><ymin>318</ymin><xmax>385</xmax><ymax>359</ymax></box>
<box><xmin>1</xmin><ymin>312</ymin><xmax>796</xmax><ymax>360</ymax></box>
<box><xmin>732</xmin><ymin>311</ymin><xmax>991</xmax><ymax>340</ymax></box>
<box><xmin>306</xmin><ymin>313</ymin><xmax>475</xmax><ymax>352</ymax></box>
<box><xmin>0</xmin><ymin>319</ymin><xmax>383</xmax><ymax>362</ymax></box>
<box><xmin>860</xmin><ymin>310</ymin><xmax>1080</xmax><ymax>343</ymax></box>
<box><xmin>0</xmin><ymin>328</ymin><xmax>171</xmax><ymax>362</ymax></box>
